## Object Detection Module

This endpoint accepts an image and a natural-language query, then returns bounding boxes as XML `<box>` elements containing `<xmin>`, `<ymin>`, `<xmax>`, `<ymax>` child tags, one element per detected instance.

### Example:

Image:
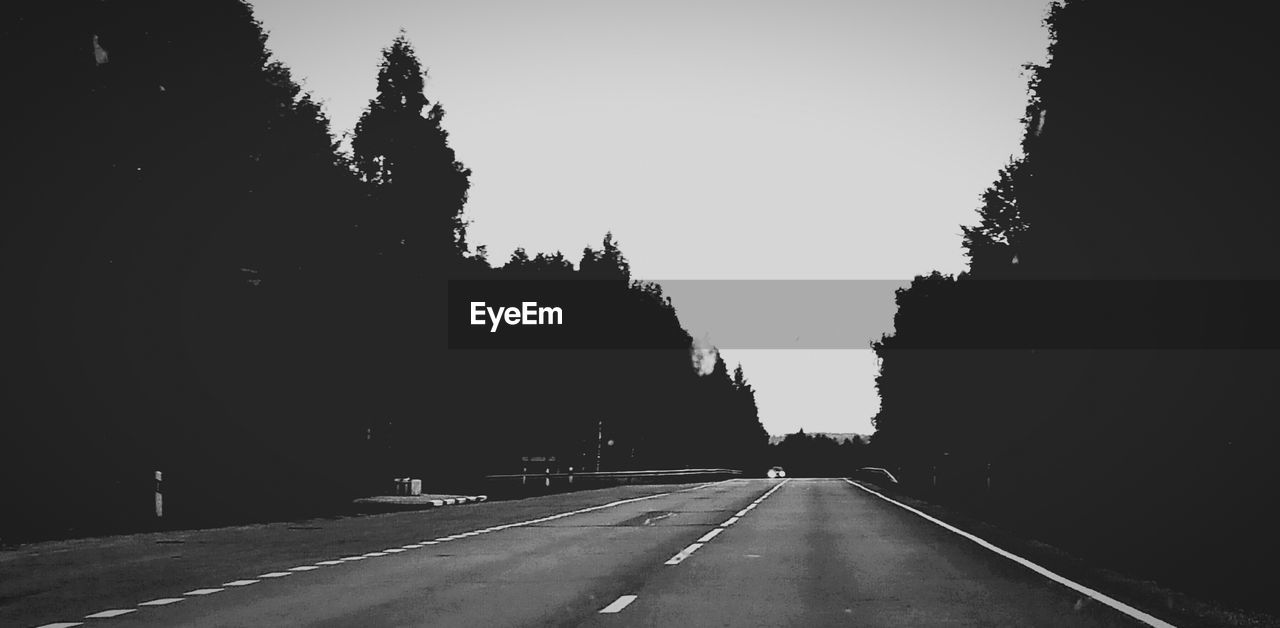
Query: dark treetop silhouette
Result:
<box><xmin>2</xmin><ymin>1</ymin><xmax>767</xmax><ymax>542</ymax></box>
<box><xmin>870</xmin><ymin>0</ymin><xmax>1280</xmax><ymax>614</ymax></box>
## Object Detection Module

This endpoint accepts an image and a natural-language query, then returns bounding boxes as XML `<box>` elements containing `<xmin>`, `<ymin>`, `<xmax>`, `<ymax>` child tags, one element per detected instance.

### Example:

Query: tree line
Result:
<box><xmin>2</xmin><ymin>1</ymin><xmax>767</xmax><ymax>542</ymax></box>
<box><xmin>870</xmin><ymin>0</ymin><xmax>1279</xmax><ymax>614</ymax></box>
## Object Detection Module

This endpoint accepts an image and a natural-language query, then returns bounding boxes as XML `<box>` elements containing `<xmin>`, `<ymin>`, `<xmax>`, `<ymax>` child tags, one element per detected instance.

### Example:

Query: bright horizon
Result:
<box><xmin>250</xmin><ymin>0</ymin><xmax>1052</xmax><ymax>435</ymax></box>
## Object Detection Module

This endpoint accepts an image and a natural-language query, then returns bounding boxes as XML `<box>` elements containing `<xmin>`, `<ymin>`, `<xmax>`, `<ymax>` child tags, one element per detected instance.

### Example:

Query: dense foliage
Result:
<box><xmin>2</xmin><ymin>1</ymin><xmax>766</xmax><ymax>541</ymax></box>
<box><xmin>870</xmin><ymin>0</ymin><xmax>1279</xmax><ymax>612</ymax></box>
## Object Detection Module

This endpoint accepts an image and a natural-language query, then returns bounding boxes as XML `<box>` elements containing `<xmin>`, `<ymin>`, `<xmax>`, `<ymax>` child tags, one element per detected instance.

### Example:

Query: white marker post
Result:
<box><xmin>154</xmin><ymin>470</ymin><xmax>163</xmax><ymax>518</ymax></box>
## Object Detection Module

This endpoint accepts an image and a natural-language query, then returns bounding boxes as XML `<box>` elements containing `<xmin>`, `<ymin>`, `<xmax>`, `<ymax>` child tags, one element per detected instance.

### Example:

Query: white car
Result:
<box><xmin>766</xmin><ymin>466</ymin><xmax>786</xmax><ymax>479</ymax></box>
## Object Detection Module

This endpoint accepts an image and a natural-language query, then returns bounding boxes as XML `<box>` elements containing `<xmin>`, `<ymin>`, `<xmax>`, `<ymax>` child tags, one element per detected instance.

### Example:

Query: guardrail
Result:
<box><xmin>482</xmin><ymin>468</ymin><xmax>744</xmax><ymax>495</ymax></box>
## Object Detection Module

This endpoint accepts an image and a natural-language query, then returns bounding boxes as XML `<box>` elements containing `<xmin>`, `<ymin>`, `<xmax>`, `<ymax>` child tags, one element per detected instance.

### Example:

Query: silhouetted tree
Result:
<box><xmin>871</xmin><ymin>0</ymin><xmax>1280</xmax><ymax>612</ymax></box>
<box><xmin>353</xmin><ymin>33</ymin><xmax>472</xmax><ymax>263</ymax></box>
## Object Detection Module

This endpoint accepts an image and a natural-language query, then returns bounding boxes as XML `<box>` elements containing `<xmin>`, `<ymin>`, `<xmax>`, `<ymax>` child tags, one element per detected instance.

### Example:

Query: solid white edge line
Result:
<box><xmin>697</xmin><ymin>528</ymin><xmax>724</xmax><ymax>543</ymax></box>
<box><xmin>599</xmin><ymin>594</ymin><xmax>639</xmax><ymax>614</ymax></box>
<box><xmin>842</xmin><ymin>479</ymin><xmax>1177</xmax><ymax>628</ymax></box>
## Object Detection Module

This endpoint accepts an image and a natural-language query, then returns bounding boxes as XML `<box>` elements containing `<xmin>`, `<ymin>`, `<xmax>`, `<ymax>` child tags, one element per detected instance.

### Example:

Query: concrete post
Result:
<box><xmin>154</xmin><ymin>470</ymin><xmax>163</xmax><ymax>518</ymax></box>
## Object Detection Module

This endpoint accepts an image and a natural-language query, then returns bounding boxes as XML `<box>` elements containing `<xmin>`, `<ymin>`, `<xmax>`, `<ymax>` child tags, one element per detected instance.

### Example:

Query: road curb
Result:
<box><xmin>351</xmin><ymin>494</ymin><xmax>489</xmax><ymax>512</ymax></box>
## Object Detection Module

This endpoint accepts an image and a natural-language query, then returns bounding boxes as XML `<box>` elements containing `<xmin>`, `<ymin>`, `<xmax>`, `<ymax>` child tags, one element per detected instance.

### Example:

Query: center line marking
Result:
<box><xmin>222</xmin><ymin>580</ymin><xmax>259</xmax><ymax>586</ymax></box>
<box><xmin>84</xmin><ymin>609</ymin><xmax>136</xmax><ymax>619</ymax></box>
<box><xmin>664</xmin><ymin>542</ymin><xmax>705</xmax><ymax>565</ymax></box>
<box><xmin>289</xmin><ymin>565</ymin><xmax>322</xmax><ymax>571</ymax></box>
<box><xmin>599</xmin><ymin>594</ymin><xmax>639</xmax><ymax>614</ymax></box>
<box><xmin>721</xmin><ymin>516</ymin><xmax>739</xmax><ymax>527</ymax></box>
<box><xmin>184</xmin><ymin>588</ymin><xmax>224</xmax><ymax>596</ymax></box>
<box><xmin>138</xmin><ymin>598</ymin><xmax>184</xmax><ymax>606</ymax></box>
<box><xmin>697</xmin><ymin>528</ymin><xmax>724</xmax><ymax>543</ymax></box>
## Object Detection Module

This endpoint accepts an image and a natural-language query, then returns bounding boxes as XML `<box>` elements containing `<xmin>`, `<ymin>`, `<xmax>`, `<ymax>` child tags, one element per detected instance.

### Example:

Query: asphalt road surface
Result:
<box><xmin>2</xmin><ymin>478</ymin><xmax>1167</xmax><ymax>627</ymax></box>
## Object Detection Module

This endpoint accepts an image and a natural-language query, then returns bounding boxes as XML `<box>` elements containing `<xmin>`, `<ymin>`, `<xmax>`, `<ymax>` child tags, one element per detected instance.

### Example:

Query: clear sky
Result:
<box><xmin>250</xmin><ymin>0</ymin><xmax>1051</xmax><ymax>435</ymax></box>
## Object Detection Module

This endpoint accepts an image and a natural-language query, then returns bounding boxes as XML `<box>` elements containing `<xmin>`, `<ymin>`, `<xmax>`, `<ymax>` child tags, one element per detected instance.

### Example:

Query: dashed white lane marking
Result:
<box><xmin>38</xmin><ymin>481</ymin><xmax>733</xmax><ymax>628</ymax></box>
<box><xmin>666</xmin><ymin>478</ymin><xmax>790</xmax><ymax>567</ymax></box>
<box><xmin>664</xmin><ymin>543</ymin><xmax>705</xmax><ymax>565</ymax></box>
<box><xmin>598</xmin><ymin>594</ymin><xmax>639</xmax><ymax>614</ymax></box>
<box><xmin>84</xmin><ymin>609</ymin><xmax>136</xmax><ymax>619</ymax></box>
<box><xmin>183</xmin><ymin>588</ymin><xmax>224</xmax><ymax>596</ymax></box>
<box><xmin>842</xmin><ymin>479</ymin><xmax>1177</xmax><ymax>628</ymax></box>
<box><xmin>36</xmin><ymin>622</ymin><xmax>84</xmax><ymax>627</ymax></box>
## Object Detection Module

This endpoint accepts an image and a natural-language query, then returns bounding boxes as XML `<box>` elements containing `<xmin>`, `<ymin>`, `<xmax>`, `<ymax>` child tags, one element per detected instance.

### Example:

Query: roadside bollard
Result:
<box><xmin>154</xmin><ymin>470</ymin><xmax>163</xmax><ymax>518</ymax></box>
<box><xmin>568</xmin><ymin>466</ymin><xmax>574</xmax><ymax>485</ymax></box>
<box><xmin>545</xmin><ymin>466</ymin><xmax>551</xmax><ymax>488</ymax></box>
<box><xmin>521</xmin><ymin>466</ymin><xmax>527</xmax><ymax>486</ymax></box>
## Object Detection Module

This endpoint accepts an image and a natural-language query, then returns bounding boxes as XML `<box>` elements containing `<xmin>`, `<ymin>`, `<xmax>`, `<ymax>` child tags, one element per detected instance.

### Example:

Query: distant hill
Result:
<box><xmin>769</xmin><ymin>432</ymin><xmax>868</xmax><ymax>445</ymax></box>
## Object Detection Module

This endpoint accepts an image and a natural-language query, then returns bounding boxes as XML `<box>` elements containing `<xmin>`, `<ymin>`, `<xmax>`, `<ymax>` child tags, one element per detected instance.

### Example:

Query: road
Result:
<box><xmin>2</xmin><ymin>478</ymin><xmax>1164</xmax><ymax>627</ymax></box>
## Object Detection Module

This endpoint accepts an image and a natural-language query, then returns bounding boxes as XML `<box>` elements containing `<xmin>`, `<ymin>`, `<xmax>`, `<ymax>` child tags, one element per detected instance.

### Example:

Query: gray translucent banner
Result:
<box><xmin>654</xmin><ymin>280</ymin><xmax>908</xmax><ymax>350</ymax></box>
